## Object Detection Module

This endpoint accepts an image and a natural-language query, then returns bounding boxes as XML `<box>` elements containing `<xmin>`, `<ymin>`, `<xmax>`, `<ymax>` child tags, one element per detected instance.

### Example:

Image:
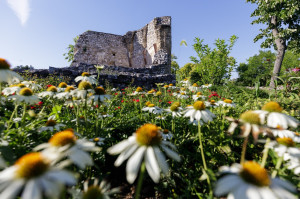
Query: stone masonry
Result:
<box><xmin>71</xmin><ymin>16</ymin><xmax>172</xmax><ymax>72</ymax></box>
<box><xmin>15</xmin><ymin>17</ymin><xmax>175</xmax><ymax>89</ymax></box>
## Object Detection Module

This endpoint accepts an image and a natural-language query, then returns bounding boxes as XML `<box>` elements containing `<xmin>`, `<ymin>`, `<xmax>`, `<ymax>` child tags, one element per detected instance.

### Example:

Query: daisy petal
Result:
<box><xmin>126</xmin><ymin>146</ymin><xmax>146</xmax><ymax>184</ymax></box>
<box><xmin>145</xmin><ymin>147</ymin><xmax>160</xmax><ymax>183</ymax></box>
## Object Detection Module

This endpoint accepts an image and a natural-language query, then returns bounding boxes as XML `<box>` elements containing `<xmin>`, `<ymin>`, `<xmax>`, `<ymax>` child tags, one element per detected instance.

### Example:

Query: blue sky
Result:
<box><xmin>0</xmin><ymin>0</ymin><xmax>268</xmax><ymax>74</ymax></box>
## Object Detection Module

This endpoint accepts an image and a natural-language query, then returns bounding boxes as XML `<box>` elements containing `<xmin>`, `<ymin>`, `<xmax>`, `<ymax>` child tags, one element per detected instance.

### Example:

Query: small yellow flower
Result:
<box><xmin>78</xmin><ymin>81</ymin><xmax>92</xmax><ymax>90</ymax></box>
<box><xmin>193</xmin><ymin>101</ymin><xmax>206</xmax><ymax>110</ymax></box>
<box><xmin>136</xmin><ymin>87</ymin><xmax>143</xmax><ymax>92</ymax></box>
<box><xmin>15</xmin><ymin>152</ymin><xmax>50</xmax><ymax>179</ymax></box>
<box><xmin>239</xmin><ymin>161</ymin><xmax>270</xmax><ymax>187</ymax></box>
<box><xmin>81</xmin><ymin>72</ymin><xmax>91</xmax><ymax>77</ymax></box>
<box><xmin>19</xmin><ymin>88</ymin><xmax>33</xmax><ymax>96</ymax></box>
<box><xmin>58</xmin><ymin>82</ymin><xmax>68</xmax><ymax>88</ymax></box>
<box><xmin>136</xmin><ymin>124</ymin><xmax>162</xmax><ymax>146</ymax></box>
<box><xmin>49</xmin><ymin>129</ymin><xmax>77</xmax><ymax>147</ymax></box>
<box><xmin>47</xmin><ymin>86</ymin><xmax>58</xmax><ymax>92</ymax></box>
<box><xmin>0</xmin><ymin>58</ymin><xmax>10</xmax><ymax>70</ymax></box>
<box><xmin>262</xmin><ymin>101</ymin><xmax>283</xmax><ymax>113</ymax></box>
<box><xmin>276</xmin><ymin>137</ymin><xmax>295</xmax><ymax>147</ymax></box>
<box><xmin>223</xmin><ymin>99</ymin><xmax>232</xmax><ymax>104</ymax></box>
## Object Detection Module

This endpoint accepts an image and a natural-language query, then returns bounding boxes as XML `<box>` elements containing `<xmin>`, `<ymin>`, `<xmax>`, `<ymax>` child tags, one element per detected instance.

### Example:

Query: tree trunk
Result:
<box><xmin>269</xmin><ymin>16</ymin><xmax>286</xmax><ymax>88</ymax></box>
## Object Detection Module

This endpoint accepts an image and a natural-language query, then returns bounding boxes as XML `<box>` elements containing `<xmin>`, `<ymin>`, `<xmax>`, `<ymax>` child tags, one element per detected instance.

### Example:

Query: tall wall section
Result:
<box><xmin>70</xmin><ymin>16</ymin><xmax>171</xmax><ymax>72</ymax></box>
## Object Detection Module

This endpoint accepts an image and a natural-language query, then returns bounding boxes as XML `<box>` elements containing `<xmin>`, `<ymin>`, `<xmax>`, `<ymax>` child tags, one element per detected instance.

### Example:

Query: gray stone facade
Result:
<box><xmin>71</xmin><ymin>16</ymin><xmax>171</xmax><ymax>72</ymax></box>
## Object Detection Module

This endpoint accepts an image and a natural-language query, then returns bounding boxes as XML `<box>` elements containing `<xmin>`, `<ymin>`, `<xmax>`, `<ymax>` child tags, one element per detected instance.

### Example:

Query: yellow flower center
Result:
<box><xmin>193</xmin><ymin>101</ymin><xmax>206</xmax><ymax>110</ymax></box>
<box><xmin>15</xmin><ymin>152</ymin><xmax>50</xmax><ymax>179</ymax></box>
<box><xmin>148</xmin><ymin>103</ymin><xmax>155</xmax><ymax>107</ymax></box>
<box><xmin>224</xmin><ymin>99</ymin><xmax>232</xmax><ymax>104</ymax></box>
<box><xmin>172</xmin><ymin>102</ymin><xmax>180</xmax><ymax>107</ymax></box>
<box><xmin>136</xmin><ymin>124</ymin><xmax>162</xmax><ymax>146</ymax></box>
<box><xmin>170</xmin><ymin>104</ymin><xmax>179</xmax><ymax>112</ymax></box>
<box><xmin>210</xmin><ymin>100</ymin><xmax>216</xmax><ymax>105</ymax></box>
<box><xmin>148</xmin><ymin>90</ymin><xmax>154</xmax><ymax>94</ymax></box>
<box><xmin>19</xmin><ymin>88</ymin><xmax>33</xmax><ymax>96</ymax></box>
<box><xmin>180</xmin><ymin>92</ymin><xmax>186</xmax><ymax>95</ymax></box>
<box><xmin>136</xmin><ymin>87</ymin><xmax>143</xmax><ymax>92</ymax></box>
<box><xmin>94</xmin><ymin>138</ymin><xmax>100</xmax><ymax>142</ymax></box>
<box><xmin>58</xmin><ymin>82</ymin><xmax>68</xmax><ymax>88</ymax></box>
<box><xmin>49</xmin><ymin>129</ymin><xmax>77</xmax><ymax>147</ymax></box>
<box><xmin>145</xmin><ymin>101</ymin><xmax>151</xmax><ymax>106</ymax></box>
<box><xmin>156</xmin><ymin>91</ymin><xmax>162</xmax><ymax>96</ymax></box>
<box><xmin>192</xmin><ymin>83</ymin><xmax>198</xmax><ymax>87</ymax></box>
<box><xmin>276</xmin><ymin>137</ymin><xmax>295</xmax><ymax>147</ymax></box>
<box><xmin>163</xmin><ymin>129</ymin><xmax>169</xmax><ymax>134</ymax></box>
<box><xmin>94</xmin><ymin>87</ymin><xmax>106</xmax><ymax>95</ymax></box>
<box><xmin>181</xmin><ymin>88</ymin><xmax>186</xmax><ymax>91</ymax></box>
<box><xmin>17</xmin><ymin>83</ymin><xmax>26</xmax><ymax>88</ymax></box>
<box><xmin>0</xmin><ymin>58</ymin><xmax>10</xmax><ymax>70</ymax></box>
<box><xmin>164</xmin><ymin>85</ymin><xmax>169</xmax><ymax>88</ymax></box>
<box><xmin>295</xmin><ymin>132</ymin><xmax>299</xmax><ymax>136</ymax></box>
<box><xmin>65</xmin><ymin>86</ymin><xmax>75</xmax><ymax>92</ymax></box>
<box><xmin>262</xmin><ymin>101</ymin><xmax>283</xmax><ymax>112</ymax></box>
<box><xmin>82</xmin><ymin>72</ymin><xmax>91</xmax><ymax>77</ymax></box>
<box><xmin>78</xmin><ymin>81</ymin><xmax>92</xmax><ymax>90</ymax></box>
<box><xmin>184</xmin><ymin>78</ymin><xmax>187</xmax><ymax>81</ymax></box>
<box><xmin>196</xmin><ymin>92</ymin><xmax>202</xmax><ymax>95</ymax></box>
<box><xmin>47</xmin><ymin>86</ymin><xmax>58</xmax><ymax>92</ymax></box>
<box><xmin>205</xmin><ymin>84</ymin><xmax>209</xmax><ymax>86</ymax></box>
<box><xmin>83</xmin><ymin>186</ymin><xmax>103</xmax><ymax>199</ymax></box>
<box><xmin>169</xmin><ymin>84</ymin><xmax>173</xmax><ymax>86</ymax></box>
<box><xmin>240</xmin><ymin>161</ymin><xmax>270</xmax><ymax>187</ymax></box>
<box><xmin>240</xmin><ymin>111</ymin><xmax>261</xmax><ymax>124</ymax></box>
<box><xmin>45</xmin><ymin>120</ymin><xmax>57</xmax><ymax>127</ymax></box>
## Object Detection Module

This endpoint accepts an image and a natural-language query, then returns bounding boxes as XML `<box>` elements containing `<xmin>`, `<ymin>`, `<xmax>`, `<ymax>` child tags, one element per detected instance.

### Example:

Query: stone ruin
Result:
<box><xmin>19</xmin><ymin>16</ymin><xmax>175</xmax><ymax>89</ymax></box>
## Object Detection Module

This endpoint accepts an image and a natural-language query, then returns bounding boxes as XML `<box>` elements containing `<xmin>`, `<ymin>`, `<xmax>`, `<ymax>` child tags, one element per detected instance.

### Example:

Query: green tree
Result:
<box><xmin>236</xmin><ymin>50</ymin><xmax>275</xmax><ymax>86</ymax></box>
<box><xmin>171</xmin><ymin>54</ymin><xmax>180</xmax><ymax>75</ymax></box>
<box><xmin>189</xmin><ymin>35</ymin><xmax>237</xmax><ymax>85</ymax></box>
<box><xmin>63</xmin><ymin>36</ymin><xmax>79</xmax><ymax>63</ymax></box>
<box><xmin>246</xmin><ymin>0</ymin><xmax>300</xmax><ymax>87</ymax></box>
<box><xmin>178</xmin><ymin>63</ymin><xmax>195</xmax><ymax>79</ymax></box>
<box><xmin>281</xmin><ymin>50</ymin><xmax>300</xmax><ymax>72</ymax></box>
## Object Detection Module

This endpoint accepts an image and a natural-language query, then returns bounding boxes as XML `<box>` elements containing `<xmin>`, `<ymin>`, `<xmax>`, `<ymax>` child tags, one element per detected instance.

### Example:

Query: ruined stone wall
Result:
<box><xmin>71</xmin><ymin>16</ymin><xmax>171</xmax><ymax>71</ymax></box>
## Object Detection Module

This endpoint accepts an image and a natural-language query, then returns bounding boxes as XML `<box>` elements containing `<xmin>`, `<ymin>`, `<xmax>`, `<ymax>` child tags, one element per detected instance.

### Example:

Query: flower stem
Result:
<box><xmin>198</xmin><ymin>121</ymin><xmax>212</xmax><ymax>197</ymax></box>
<box><xmin>272</xmin><ymin>155</ymin><xmax>283</xmax><ymax>178</ymax></box>
<box><xmin>135</xmin><ymin>162</ymin><xmax>146</xmax><ymax>199</ymax></box>
<box><xmin>6</xmin><ymin>104</ymin><xmax>19</xmax><ymax>131</ymax></box>
<box><xmin>240</xmin><ymin>136</ymin><xmax>249</xmax><ymax>164</ymax></box>
<box><xmin>261</xmin><ymin>137</ymin><xmax>270</xmax><ymax>168</ymax></box>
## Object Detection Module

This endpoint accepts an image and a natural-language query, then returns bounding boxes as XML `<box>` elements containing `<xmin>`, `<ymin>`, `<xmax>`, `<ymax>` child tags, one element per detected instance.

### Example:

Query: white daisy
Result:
<box><xmin>177</xmin><ymin>92</ymin><xmax>189</xmax><ymax>99</ymax></box>
<box><xmin>75</xmin><ymin>72</ymin><xmax>98</xmax><ymax>85</ymax></box>
<box><xmin>8</xmin><ymin>87</ymin><xmax>40</xmax><ymax>105</ymax></box>
<box><xmin>38</xmin><ymin>120</ymin><xmax>66</xmax><ymax>133</ymax></box>
<box><xmin>89</xmin><ymin>86</ymin><xmax>112</xmax><ymax>104</ymax></box>
<box><xmin>129</xmin><ymin>87</ymin><xmax>146</xmax><ymax>96</ymax></box>
<box><xmin>142</xmin><ymin>103</ymin><xmax>163</xmax><ymax>114</ymax></box>
<box><xmin>0</xmin><ymin>58</ymin><xmax>23</xmax><ymax>84</ymax></box>
<box><xmin>254</xmin><ymin>102</ymin><xmax>299</xmax><ymax>129</ymax></box>
<box><xmin>270</xmin><ymin>137</ymin><xmax>300</xmax><ymax>159</ymax></box>
<box><xmin>0</xmin><ymin>152</ymin><xmax>76</xmax><ymax>199</ymax></box>
<box><xmin>164</xmin><ymin>102</ymin><xmax>183</xmax><ymax>118</ymax></box>
<box><xmin>71</xmin><ymin>81</ymin><xmax>93</xmax><ymax>100</ymax></box>
<box><xmin>107</xmin><ymin>124</ymin><xmax>180</xmax><ymax>184</ymax></box>
<box><xmin>201</xmin><ymin>84</ymin><xmax>212</xmax><ymax>89</ymax></box>
<box><xmin>189</xmin><ymin>83</ymin><xmax>202</xmax><ymax>92</ymax></box>
<box><xmin>214</xmin><ymin>161</ymin><xmax>297</xmax><ymax>199</ymax></box>
<box><xmin>192</xmin><ymin>92</ymin><xmax>206</xmax><ymax>101</ymax></box>
<box><xmin>160</xmin><ymin>129</ymin><xmax>173</xmax><ymax>141</ymax></box>
<box><xmin>2</xmin><ymin>83</ymin><xmax>25</xmax><ymax>96</ymax></box>
<box><xmin>38</xmin><ymin>86</ymin><xmax>58</xmax><ymax>98</ymax></box>
<box><xmin>55</xmin><ymin>86</ymin><xmax>76</xmax><ymax>100</ymax></box>
<box><xmin>217</xmin><ymin>99</ymin><xmax>236</xmax><ymax>108</ymax></box>
<box><xmin>34</xmin><ymin>129</ymin><xmax>100</xmax><ymax>169</ymax></box>
<box><xmin>180</xmin><ymin>79</ymin><xmax>190</xmax><ymax>87</ymax></box>
<box><xmin>204</xmin><ymin>100</ymin><xmax>219</xmax><ymax>108</ymax></box>
<box><xmin>57</xmin><ymin>82</ymin><xmax>69</xmax><ymax>92</ymax></box>
<box><xmin>183</xmin><ymin>101</ymin><xmax>216</xmax><ymax>123</ymax></box>
<box><xmin>227</xmin><ymin>111</ymin><xmax>264</xmax><ymax>142</ymax></box>
<box><xmin>21</xmin><ymin>81</ymin><xmax>42</xmax><ymax>91</ymax></box>
<box><xmin>70</xmin><ymin>178</ymin><xmax>119</xmax><ymax>199</ymax></box>
<box><xmin>89</xmin><ymin>137</ymin><xmax>105</xmax><ymax>146</ymax></box>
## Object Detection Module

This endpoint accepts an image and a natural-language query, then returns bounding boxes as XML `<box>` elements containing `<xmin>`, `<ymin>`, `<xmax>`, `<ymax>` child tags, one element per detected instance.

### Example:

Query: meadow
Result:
<box><xmin>0</xmin><ymin>60</ymin><xmax>299</xmax><ymax>199</ymax></box>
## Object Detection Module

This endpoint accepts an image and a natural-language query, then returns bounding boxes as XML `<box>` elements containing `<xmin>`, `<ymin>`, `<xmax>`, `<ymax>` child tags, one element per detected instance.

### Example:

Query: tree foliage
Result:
<box><xmin>236</xmin><ymin>50</ymin><xmax>300</xmax><ymax>86</ymax></box>
<box><xmin>247</xmin><ymin>0</ymin><xmax>300</xmax><ymax>52</ymax></box>
<box><xmin>189</xmin><ymin>35</ymin><xmax>238</xmax><ymax>85</ymax></box>
<box><xmin>171</xmin><ymin>54</ymin><xmax>180</xmax><ymax>75</ymax></box>
<box><xmin>63</xmin><ymin>36</ymin><xmax>79</xmax><ymax>63</ymax></box>
<box><xmin>236</xmin><ymin>50</ymin><xmax>275</xmax><ymax>86</ymax></box>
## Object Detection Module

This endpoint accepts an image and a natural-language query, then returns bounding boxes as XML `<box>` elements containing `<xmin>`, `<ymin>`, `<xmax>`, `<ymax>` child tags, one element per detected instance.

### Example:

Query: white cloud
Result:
<box><xmin>6</xmin><ymin>0</ymin><xmax>31</xmax><ymax>26</ymax></box>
